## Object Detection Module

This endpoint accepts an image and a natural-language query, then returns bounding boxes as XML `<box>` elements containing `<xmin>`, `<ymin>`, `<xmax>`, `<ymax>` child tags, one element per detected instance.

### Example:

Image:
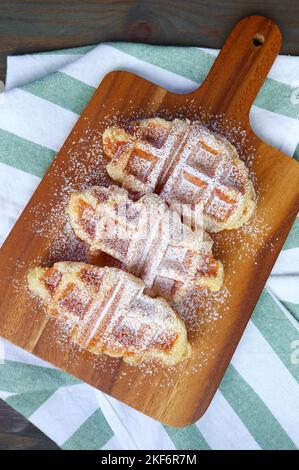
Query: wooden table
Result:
<box><xmin>1</xmin><ymin>0</ymin><xmax>299</xmax><ymax>84</ymax></box>
<box><xmin>0</xmin><ymin>400</ymin><xmax>59</xmax><ymax>449</ymax></box>
<box><xmin>0</xmin><ymin>0</ymin><xmax>298</xmax><ymax>450</ymax></box>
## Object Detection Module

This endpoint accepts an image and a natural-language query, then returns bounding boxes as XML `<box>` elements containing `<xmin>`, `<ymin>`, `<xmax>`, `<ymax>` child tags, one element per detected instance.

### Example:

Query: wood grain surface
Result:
<box><xmin>2</xmin><ymin>1</ymin><xmax>299</xmax><ymax>82</ymax></box>
<box><xmin>0</xmin><ymin>16</ymin><xmax>298</xmax><ymax>429</ymax></box>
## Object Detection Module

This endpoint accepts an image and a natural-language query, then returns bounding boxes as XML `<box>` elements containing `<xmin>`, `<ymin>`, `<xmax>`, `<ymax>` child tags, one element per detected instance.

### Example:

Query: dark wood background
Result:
<box><xmin>0</xmin><ymin>400</ymin><xmax>59</xmax><ymax>449</ymax></box>
<box><xmin>2</xmin><ymin>0</ymin><xmax>299</xmax><ymax>83</ymax></box>
<box><xmin>0</xmin><ymin>0</ymin><xmax>298</xmax><ymax>451</ymax></box>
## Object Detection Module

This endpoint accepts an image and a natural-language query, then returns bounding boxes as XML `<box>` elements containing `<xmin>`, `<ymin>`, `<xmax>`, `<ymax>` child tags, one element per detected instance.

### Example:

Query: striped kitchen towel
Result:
<box><xmin>0</xmin><ymin>43</ymin><xmax>298</xmax><ymax>450</ymax></box>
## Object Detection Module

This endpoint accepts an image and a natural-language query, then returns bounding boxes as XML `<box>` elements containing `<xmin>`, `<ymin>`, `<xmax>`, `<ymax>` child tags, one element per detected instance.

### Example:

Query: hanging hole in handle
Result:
<box><xmin>252</xmin><ymin>33</ymin><xmax>265</xmax><ymax>47</ymax></box>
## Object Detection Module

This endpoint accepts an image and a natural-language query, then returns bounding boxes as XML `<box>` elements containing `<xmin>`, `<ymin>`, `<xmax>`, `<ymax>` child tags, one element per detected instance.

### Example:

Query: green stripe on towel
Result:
<box><xmin>61</xmin><ymin>408</ymin><xmax>113</xmax><ymax>450</ymax></box>
<box><xmin>22</xmin><ymin>72</ymin><xmax>95</xmax><ymax>115</ymax></box>
<box><xmin>0</xmin><ymin>361</ymin><xmax>79</xmax><ymax>393</ymax></box>
<box><xmin>164</xmin><ymin>424</ymin><xmax>210</xmax><ymax>450</ymax></box>
<box><xmin>252</xmin><ymin>289</ymin><xmax>299</xmax><ymax>382</ymax></box>
<box><xmin>109</xmin><ymin>43</ymin><xmax>213</xmax><ymax>84</ymax></box>
<box><xmin>220</xmin><ymin>365</ymin><xmax>297</xmax><ymax>450</ymax></box>
<box><xmin>281</xmin><ymin>301</ymin><xmax>299</xmax><ymax>323</ymax></box>
<box><xmin>6</xmin><ymin>388</ymin><xmax>59</xmax><ymax>419</ymax></box>
<box><xmin>0</xmin><ymin>128</ymin><xmax>55</xmax><ymax>177</ymax></box>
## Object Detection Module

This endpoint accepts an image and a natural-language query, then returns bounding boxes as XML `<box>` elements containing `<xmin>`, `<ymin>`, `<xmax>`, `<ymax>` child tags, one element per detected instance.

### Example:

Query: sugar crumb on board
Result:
<box><xmin>17</xmin><ymin>108</ymin><xmax>274</xmax><ymax>390</ymax></box>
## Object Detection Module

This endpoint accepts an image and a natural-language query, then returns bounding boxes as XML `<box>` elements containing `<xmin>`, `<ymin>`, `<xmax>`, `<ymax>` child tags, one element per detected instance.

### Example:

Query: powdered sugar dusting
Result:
<box><xmin>103</xmin><ymin>114</ymin><xmax>257</xmax><ymax>234</ymax></box>
<box><xmin>14</xmin><ymin>103</ymin><xmax>273</xmax><ymax>391</ymax></box>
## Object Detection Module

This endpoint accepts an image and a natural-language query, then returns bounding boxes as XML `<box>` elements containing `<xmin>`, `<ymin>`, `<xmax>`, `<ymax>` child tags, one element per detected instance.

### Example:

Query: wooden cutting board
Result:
<box><xmin>0</xmin><ymin>16</ymin><xmax>299</xmax><ymax>427</ymax></box>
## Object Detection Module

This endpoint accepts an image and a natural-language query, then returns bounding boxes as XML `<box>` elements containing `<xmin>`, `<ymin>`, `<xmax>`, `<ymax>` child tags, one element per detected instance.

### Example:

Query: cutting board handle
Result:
<box><xmin>194</xmin><ymin>16</ymin><xmax>282</xmax><ymax>126</ymax></box>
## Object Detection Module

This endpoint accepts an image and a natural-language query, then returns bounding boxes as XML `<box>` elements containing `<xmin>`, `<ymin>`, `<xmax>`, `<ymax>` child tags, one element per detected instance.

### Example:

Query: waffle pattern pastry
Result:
<box><xmin>27</xmin><ymin>262</ymin><xmax>191</xmax><ymax>366</ymax></box>
<box><xmin>67</xmin><ymin>185</ymin><xmax>224</xmax><ymax>302</ymax></box>
<box><xmin>102</xmin><ymin>118</ymin><xmax>256</xmax><ymax>232</ymax></box>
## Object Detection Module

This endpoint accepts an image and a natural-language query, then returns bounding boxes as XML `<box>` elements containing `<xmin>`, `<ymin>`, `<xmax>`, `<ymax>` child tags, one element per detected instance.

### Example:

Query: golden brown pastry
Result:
<box><xmin>67</xmin><ymin>185</ymin><xmax>223</xmax><ymax>302</ymax></box>
<box><xmin>102</xmin><ymin>118</ymin><xmax>256</xmax><ymax>233</ymax></box>
<box><xmin>27</xmin><ymin>262</ymin><xmax>191</xmax><ymax>366</ymax></box>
